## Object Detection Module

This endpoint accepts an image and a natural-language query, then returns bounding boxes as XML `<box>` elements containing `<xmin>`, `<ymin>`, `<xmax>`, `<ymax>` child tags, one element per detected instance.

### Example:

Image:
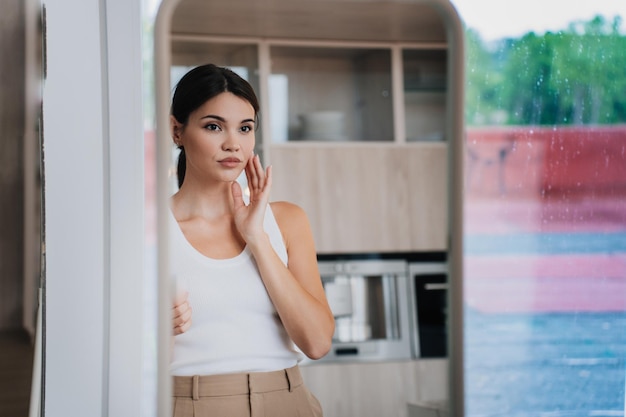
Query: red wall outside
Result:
<box><xmin>465</xmin><ymin>125</ymin><xmax>626</xmax><ymax>200</ymax></box>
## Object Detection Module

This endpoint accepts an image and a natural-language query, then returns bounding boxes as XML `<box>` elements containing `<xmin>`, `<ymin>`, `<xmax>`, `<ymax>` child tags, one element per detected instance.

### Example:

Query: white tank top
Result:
<box><xmin>169</xmin><ymin>204</ymin><xmax>303</xmax><ymax>376</ymax></box>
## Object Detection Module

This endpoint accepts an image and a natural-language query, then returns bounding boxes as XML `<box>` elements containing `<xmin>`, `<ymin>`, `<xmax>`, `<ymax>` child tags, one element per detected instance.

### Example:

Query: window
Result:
<box><xmin>452</xmin><ymin>0</ymin><xmax>626</xmax><ymax>414</ymax></box>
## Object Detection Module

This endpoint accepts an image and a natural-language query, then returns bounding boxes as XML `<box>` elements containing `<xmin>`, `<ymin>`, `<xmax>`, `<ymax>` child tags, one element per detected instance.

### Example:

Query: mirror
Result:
<box><xmin>153</xmin><ymin>1</ymin><xmax>464</xmax><ymax>416</ymax></box>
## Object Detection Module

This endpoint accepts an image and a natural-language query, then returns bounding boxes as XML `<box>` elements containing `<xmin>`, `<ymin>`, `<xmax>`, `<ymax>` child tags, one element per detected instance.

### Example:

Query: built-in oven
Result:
<box><xmin>316</xmin><ymin>259</ymin><xmax>412</xmax><ymax>362</ymax></box>
<box><xmin>408</xmin><ymin>262</ymin><xmax>448</xmax><ymax>358</ymax></box>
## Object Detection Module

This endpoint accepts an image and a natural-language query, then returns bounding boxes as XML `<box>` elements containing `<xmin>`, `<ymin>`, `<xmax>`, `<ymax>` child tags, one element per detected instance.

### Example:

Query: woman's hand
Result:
<box><xmin>231</xmin><ymin>154</ymin><xmax>272</xmax><ymax>245</ymax></box>
<box><xmin>172</xmin><ymin>291</ymin><xmax>192</xmax><ymax>335</ymax></box>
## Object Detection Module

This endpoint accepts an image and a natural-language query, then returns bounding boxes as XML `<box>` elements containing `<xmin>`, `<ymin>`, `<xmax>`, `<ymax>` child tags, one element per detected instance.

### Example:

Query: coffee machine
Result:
<box><xmin>317</xmin><ymin>259</ymin><xmax>412</xmax><ymax>362</ymax></box>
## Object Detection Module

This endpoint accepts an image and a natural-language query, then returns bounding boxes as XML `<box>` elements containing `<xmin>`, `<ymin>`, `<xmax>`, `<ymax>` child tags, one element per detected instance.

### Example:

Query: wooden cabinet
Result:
<box><xmin>270</xmin><ymin>144</ymin><xmax>447</xmax><ymax>253</ymax></box>
<box><xmin>300</xmin><ymin>359</ymin><xmax>448</xmax><ymax>417</ymax></box>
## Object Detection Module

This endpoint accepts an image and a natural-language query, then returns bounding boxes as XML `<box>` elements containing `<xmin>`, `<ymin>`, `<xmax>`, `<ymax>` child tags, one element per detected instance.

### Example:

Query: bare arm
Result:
<box><xmin>251</xmin><ymin>201</ymin><xmax>335</xmax><ymax>359</ymax></box>
<box><xmin>231</xmin><ymin>156</ymin><xmax>334</xmax><ymax>359</ymax></box>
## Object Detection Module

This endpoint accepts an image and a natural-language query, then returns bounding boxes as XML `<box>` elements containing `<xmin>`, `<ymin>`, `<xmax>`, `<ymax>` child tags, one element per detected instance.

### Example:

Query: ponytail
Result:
<box><xmin>176</xmin><ymin>147</ymin><xmax>186</xmax><ymax>189</ymax></box>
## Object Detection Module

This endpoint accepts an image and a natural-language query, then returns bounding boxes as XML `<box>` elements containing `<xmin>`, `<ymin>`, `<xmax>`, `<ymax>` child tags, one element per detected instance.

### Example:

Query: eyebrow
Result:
<box><xmin>200</xmin><ymin>114</ymin><xmax>255</xmax><ymax>124</ymax></box>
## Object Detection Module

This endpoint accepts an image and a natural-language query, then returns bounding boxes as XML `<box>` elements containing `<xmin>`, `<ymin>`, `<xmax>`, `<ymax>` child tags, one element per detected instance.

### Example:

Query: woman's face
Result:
<box><xmin>174</xmin><ymin>92</ymin><xmax>256</xmax><ymax>185</ymax></box>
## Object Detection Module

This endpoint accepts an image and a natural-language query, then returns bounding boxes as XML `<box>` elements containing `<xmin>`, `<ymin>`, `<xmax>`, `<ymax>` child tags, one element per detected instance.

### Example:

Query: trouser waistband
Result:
<box><xmin>173</xmin><ymin>365</ymin><xmax>303</xmax><ymax>400</ymax></box>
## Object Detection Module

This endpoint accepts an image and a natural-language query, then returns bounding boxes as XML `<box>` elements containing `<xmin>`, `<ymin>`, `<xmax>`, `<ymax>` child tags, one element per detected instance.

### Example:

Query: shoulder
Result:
<box><xmin>269</xmin><ymin>201</ymin><xmax>315</xmax><ymax>253</ymax></box>
<box><xmin>269</xmin><ymin>201</ymin><xmax>309</xmax><ymax>228</ymax></box>
<box><xmin>269</xmin><ymin>201</ymin><xmax>313</xmax><ymax>246</ymax></box>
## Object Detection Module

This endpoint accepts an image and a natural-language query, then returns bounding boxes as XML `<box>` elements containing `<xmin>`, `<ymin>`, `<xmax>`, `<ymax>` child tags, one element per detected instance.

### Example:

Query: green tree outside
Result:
<box><xmin>465</xmin><ymin>15</ymin><xmax>626</xmax><ymax>126</ymax></box>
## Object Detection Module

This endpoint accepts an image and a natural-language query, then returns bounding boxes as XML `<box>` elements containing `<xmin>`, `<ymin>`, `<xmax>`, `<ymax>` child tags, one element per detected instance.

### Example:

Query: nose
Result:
<box><xmin>222</xmin><ymin>131</ymin><xmax>241</xmax><ymax>152</ymax></box>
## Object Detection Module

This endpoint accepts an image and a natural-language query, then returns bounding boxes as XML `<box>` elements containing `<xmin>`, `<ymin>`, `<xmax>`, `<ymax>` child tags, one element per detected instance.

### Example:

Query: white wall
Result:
<box><xmin>42</xmin><ymin>0</ymin><xmax>145</xmax><ymax>415</ymax></box>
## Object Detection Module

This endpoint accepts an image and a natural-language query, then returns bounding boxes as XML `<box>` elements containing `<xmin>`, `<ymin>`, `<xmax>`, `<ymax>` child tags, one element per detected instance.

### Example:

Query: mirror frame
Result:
<box><xmin>154</xmin><ymin>1</ymin><xmax>465</xmax><ymax>415</ymax></box>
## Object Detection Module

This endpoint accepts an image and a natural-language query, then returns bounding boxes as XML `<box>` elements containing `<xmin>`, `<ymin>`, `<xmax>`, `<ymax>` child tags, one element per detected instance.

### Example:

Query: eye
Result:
<box><xmin>240</xmin><ymin>125</ymin><xmax>253</xmax><ymax>133</ymax></box>
<box><xmin>204</xmin><ymin>123</ymin><xmax>221</xmax><ymax>132</ymax></box>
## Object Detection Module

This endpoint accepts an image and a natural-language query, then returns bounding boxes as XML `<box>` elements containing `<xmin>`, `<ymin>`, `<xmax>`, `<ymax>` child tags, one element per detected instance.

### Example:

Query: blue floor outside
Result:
<box><xmin>465</xmin><ymin>310</ymin><xmax>626</xmax><ymax>416</ymax></box>
<box><xmin>464</xmin><ymin>223</ymin><xmax>626</xmax><ymax>416</ymax></box>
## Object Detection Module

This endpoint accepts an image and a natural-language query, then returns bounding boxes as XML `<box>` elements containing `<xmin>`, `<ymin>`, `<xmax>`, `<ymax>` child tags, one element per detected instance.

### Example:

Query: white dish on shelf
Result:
<box><xmin>299</xmin><ymin>111</ymin><xmax>347</xmax><ymax>141</ymax></box>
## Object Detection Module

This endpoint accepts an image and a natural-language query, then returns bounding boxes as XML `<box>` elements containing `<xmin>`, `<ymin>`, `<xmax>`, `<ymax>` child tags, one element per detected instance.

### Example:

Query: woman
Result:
<box><xmin>169</xmin><ymin>64</ymin><xmax>334</xmax><ymax>417</ymax></box>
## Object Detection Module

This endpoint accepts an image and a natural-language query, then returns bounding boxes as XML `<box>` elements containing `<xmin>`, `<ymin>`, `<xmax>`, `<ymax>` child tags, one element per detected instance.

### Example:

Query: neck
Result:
<box><xmin>171</xmin><ymin>179</ymin><xmax>235</xmax><ymax>221</ymax></box>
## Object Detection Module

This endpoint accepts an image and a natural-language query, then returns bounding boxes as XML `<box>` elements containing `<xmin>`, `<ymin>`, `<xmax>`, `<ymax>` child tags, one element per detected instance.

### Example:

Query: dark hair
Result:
<box><xmin>171</xmin><ymin>64</ymin><xmax>260</xmax><ymax>188</ymax></box>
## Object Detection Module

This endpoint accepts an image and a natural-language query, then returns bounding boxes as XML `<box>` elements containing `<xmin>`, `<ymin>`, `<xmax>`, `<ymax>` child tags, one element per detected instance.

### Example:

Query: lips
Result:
<box><xmin>218</xmin><ymin>157</ymin><xmax>242</xmax><ymax>168</ymax></box>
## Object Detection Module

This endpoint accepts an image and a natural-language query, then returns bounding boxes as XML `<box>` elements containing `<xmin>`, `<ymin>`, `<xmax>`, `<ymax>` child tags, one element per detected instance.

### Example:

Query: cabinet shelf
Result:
<box><xmin>170</xmin><ymin>38</ymin><xmax>448</xmax><ymax>146</ymax></box>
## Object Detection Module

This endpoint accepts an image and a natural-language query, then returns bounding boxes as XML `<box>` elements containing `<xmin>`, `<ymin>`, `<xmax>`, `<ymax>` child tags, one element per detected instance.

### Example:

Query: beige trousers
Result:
<box><xmin>172</xmin><ymin>365</ymin><xmax>323</xmax><ymax>417</ymax></box>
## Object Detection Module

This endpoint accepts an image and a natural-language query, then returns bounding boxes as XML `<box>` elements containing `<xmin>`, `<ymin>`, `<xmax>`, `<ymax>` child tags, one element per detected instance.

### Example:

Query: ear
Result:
<box><xmin>170</xmin><ymin>115</ymin><xmax>183</xmax><ymax>146</ymax></box>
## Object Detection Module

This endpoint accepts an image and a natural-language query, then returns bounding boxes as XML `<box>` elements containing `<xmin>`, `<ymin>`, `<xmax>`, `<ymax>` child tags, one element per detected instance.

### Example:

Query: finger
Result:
<box><xmin>175</xmin><ymin>318</ymin><xmax>192</xmax><ymax>335</ymax></box>
<box><xmin>173</xmin><ymin>290</ymin><xmax>188</xmax><ymax>306</ymax></box>
<box><xmin>181</xmin><ymin>305</ymin><xmax>192</xmax><ymax>321</ymax></box>
<box><xmin>173</xmin><ymin>300</ymin><xmax>190</xmax><ymax>317</ymax></box>
<box><xmin>172</xmin><ymin>301</ymin><xmax>190</xmax><ymax>327</ymax></box>
<box><xmin>173</xmin><ymin>318</ymin><xmax>183</xmax><ymax>334</ymax></box>
<box><xmin>173</xmin><ymin>295</ymin><xmax>189</xmax><ymax>313</ymax></box>
<box><xmin>253</xmin><ymin>154</ymin><xmax>265</xmax><ymax>184</ymax></box>
<box><xmin>252</xmin><ymin>155</ymin><xmax>265</xmax><ymax>191</ymax></box>
<box><xmin>246</xmin><ymin>156</ymin><xmax>259</xmax><ymax>191</ymax></box>
<box><xmin>252</xmin><ymin>155</ymin><xmax>268</xmax><ymax>195</ymax></box>
<box><xmin>172</xmin><ymin>305</ymin><xmax>192</xmax><ymax>333</ymax></box>
<box><xmin>255</xmin><ymin>159</ymin><xmax>271</xmax><ymax>196</ymax></box>
<box><xmin>174</xmin><ymin>323</ymin><xmax>191</xmax><ymax>336</ymax></box>
<box><xmin>264</xmin><ymin>165</ymin><xmax>272</xmax><ymax>192</ymax></box>
<box><xmin>173</xmin><ymin>316</ymin><xmax>186</xmax><ymax>329</ymax></box>
<box><xmin>173</xmin><ymin>305</ymin><xmax>192</xmax><ymax>325</ymax></box>
<box><xmin>231</xmin><ymin>181</ymin><xmax>245</xmax><ymax>211</ymax></box>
